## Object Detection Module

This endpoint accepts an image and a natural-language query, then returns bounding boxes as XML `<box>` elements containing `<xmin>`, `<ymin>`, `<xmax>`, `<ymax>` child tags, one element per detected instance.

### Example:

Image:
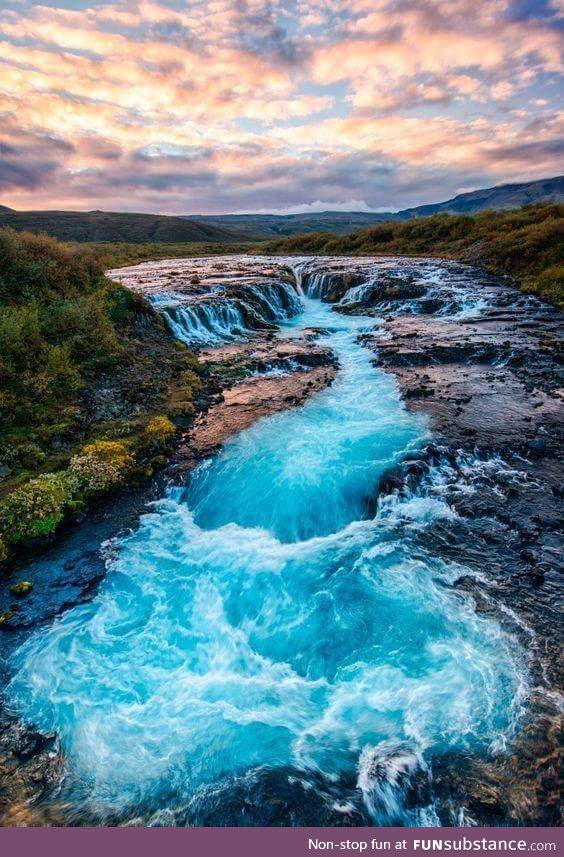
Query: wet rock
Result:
<box><xmin>357</xmin><ymin>742</ymin><xmax>432</xmax><ymax>825</ymax></box>
<box><xmin>8</xmin><ymin>581</ymin><xmax>33</xmax><ymax>598</ymax></box>
<box><xmin>528</xmin><ymin>437</ymin><xmax>548</xmax><ymax>457</ymax></box>
<box><xmin>404</xmin><ymin>385</ymin><xmax>434</xmax><ymax>399</ymax></box>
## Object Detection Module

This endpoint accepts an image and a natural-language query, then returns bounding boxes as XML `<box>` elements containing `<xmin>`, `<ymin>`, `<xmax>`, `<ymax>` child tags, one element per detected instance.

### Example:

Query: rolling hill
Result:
<box><xmin>0</xmin><ymin>209</ymin><xmax>241</xmax><ymax>243</ymax></box>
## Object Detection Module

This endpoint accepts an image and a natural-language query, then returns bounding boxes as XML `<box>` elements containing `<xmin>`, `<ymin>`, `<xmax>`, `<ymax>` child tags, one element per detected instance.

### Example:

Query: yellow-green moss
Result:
<box><xmin>10</xmin><ymin>580</ymin><xmax>33</xmax><ymax>597</ymax></box>
<box><xmin>141</xmin><ymin>415</ymin><xmax>177</xmax><ymax>450</ymax></box>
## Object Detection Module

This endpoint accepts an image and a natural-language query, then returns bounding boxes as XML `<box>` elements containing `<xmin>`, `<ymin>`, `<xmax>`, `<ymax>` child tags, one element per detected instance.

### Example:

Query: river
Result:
<box><xmin>5</xmin><ymin>259</ymin><xmax>533</xmax><ymax>826</ymax></box>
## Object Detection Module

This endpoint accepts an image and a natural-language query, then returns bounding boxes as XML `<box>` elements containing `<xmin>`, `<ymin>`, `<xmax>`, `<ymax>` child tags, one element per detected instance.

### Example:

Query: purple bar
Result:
<box><xmin>1</xmin><ymin>827</ymin><xmax>563</xmax><ymax>857</ymax></box>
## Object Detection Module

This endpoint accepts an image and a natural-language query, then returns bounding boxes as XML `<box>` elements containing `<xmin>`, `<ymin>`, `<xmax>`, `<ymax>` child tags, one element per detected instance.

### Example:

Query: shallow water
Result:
<box><xmin>7</xmin><ymin>269</ymin><xmax>529</xmax><ymax>825</ymax></box>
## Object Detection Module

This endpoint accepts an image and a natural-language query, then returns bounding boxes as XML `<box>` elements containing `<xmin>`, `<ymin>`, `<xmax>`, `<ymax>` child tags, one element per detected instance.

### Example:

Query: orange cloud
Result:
<box><xmin>0</xmin><ymin>0</ymin><xmax>561</xmax><ymax>212</ymax></box>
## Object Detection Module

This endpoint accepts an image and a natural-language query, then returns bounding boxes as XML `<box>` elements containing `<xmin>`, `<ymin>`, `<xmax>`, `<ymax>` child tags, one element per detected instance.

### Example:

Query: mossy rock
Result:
<box><xmin>0</xmin><ymin>609</ymin><xmax>17</xmax><ymax>627</ymax></box>
<box><xmin>10</xmin><ymin>580</ymin><xmax>33</xmax><ymax>598</ymax></box>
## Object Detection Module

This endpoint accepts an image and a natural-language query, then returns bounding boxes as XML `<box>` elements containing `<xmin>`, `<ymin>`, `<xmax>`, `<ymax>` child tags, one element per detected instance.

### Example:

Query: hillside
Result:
<box><xmin>0</xmin><ymin>209</ymin><xmax>240</xmax><ymax>243</ymax></box>
<box><xmin>2</xmin><ymin>177</ymin><xmax>561</xmax><ymax>244</ymax></box>
<box><xmin>400</xmin><ymin>175</ymin><xmax>564</xmax><ymax>218</ymax></box>
<box><xmin>259</xmin><ymin>203</ymin><xmax>564</xmax><ymax>307</ymax></box>
<box><xmin>0</xmin><ymin>227</ymin><xmax>203</xmax><ymax>561</ymax></box>
<box><xmin>190</xmin><ymin>176</ymin><xmax>564</xmax><ymax>238</ymax></box>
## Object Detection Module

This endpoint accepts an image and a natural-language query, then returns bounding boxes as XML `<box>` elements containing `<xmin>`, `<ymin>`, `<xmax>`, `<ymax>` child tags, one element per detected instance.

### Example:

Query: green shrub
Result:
<box><xmin>15</xmin><ymin>442</ymin><xmax>47</xmax><ymax>469</ymax></box>
<box><xmin>0</xmin><ymin>473</ymin><xmax>71</xmax><ymax>544</ymax></box>
<box><xmin>179</xmin><ymin>369</ymin><xmax>202</xmax><ymax>399</ymax></box>
<box><xmin>169</xmin><ymin>402</ymin><xmax>195</xmax><ymax>420</ymax></box>
<box><xmin>524</xmin><ymin>264</ymin><xmax>564</xmax><ymax>306</ymax></box>
<box><xmin>68</xmin><ymin>440</ymin><xmax>134</xmax><ymax>497</ymax></box>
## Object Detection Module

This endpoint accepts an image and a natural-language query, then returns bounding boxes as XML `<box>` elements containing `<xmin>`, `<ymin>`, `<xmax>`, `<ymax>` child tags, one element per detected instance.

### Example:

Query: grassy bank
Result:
<box><xmin>85</xmin><ymin>240</ymin><xmax>255</xmax><ymax>269</ymax></box>
<box><xmin>0</xmin><ymin>227</ymin><xmax>203</xmax><ymax>566</ymax></box>
<box><xmin>259</xmin><ymin>203</ymin><xmax>564</xmax><ymax>307</ymax></box>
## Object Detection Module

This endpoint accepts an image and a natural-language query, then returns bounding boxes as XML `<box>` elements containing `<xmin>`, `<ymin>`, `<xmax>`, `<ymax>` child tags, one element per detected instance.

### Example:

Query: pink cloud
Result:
<box><xmin>0</xmin><ymin>0</ymin><xmax>561</xmax><ymax>212</ymax></box>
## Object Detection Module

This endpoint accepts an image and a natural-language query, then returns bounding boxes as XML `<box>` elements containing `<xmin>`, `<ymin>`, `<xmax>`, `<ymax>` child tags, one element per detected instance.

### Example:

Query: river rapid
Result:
<box><xmin>6</xmin><ymin>256</ymin><xmax>558</xmax><ymax>827</ymax></box>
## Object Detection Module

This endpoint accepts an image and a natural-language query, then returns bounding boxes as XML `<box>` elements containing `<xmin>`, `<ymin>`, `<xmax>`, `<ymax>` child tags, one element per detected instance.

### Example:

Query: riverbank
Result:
<box><xmin>0</xmin><ymin>228</ymin><xmax>208</xmax><ymax>576</ymax></box>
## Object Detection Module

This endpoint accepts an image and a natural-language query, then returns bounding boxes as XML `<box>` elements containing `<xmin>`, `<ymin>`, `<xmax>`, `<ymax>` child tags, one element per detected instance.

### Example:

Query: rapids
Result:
<box><xmin>6</xmin><ymin>262</ymin><xmax>529</xmax><ymax>825</ymax></box>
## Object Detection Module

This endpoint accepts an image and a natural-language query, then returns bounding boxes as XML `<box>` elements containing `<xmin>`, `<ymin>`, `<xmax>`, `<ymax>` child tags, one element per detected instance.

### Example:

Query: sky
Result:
<box><xmin>0</xmin><ymin>0</ymin><xmax>562</xmax><ymax>214</ymax></box>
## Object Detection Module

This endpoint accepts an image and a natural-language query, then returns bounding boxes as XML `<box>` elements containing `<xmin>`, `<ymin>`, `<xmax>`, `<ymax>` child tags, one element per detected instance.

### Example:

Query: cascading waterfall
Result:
<box><xmin>7</xmin><ymin>261</ymin><xmax>529</xmax><ymax>826</ymax></box>
<box><xmin>304</xmin><ymin>272</ymin><xmax>331</xmax><ymax>299</ymax></box>
<box><xmin>153</xmin><ymin>279</ymin><xmax>302</xmax><ymax>347</ymax></box>
<box><xmin>163</xmin><ymin>300</ymin><xmax>249</xmax><ymax>345</ymax></box>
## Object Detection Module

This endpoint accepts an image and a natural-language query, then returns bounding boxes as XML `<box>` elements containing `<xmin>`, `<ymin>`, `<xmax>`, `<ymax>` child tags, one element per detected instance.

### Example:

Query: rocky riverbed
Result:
<box><xmin>0</xmin><ymin>256</ymin><xmax>561</xmax><ymax>827</ymax></box>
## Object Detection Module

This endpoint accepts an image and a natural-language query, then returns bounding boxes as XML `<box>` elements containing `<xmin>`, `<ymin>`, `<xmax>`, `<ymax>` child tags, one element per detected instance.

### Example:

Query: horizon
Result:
<box><xmin>2</xmin><ymin>173</ymin><xmax>561</xmax><ymax>218</ymax></box>
<box><xmin>1</xmin><ymin>1</ymin><xmax>563</xmax><ymax>214</ymax></box>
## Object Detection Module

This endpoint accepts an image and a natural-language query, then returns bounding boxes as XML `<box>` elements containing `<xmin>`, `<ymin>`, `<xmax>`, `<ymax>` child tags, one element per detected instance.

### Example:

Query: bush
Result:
<box><xmin>524</xmin><ymin>264</ymin><xmax>564</xmax><ymax>304</ymax></box>
<box><xmin>69</xmin><ymin>440</ymin><xmax>134</xmax><ymax>497</ymax></box>
<box><xmin>15</xmin><ymin>443</ymin><xmax>47</xmax><ymax>469</ymax></box>
<box><xmin>141</xmin><ymin>415</ymin><xmax>176</xmax><ymax>450</ymax></box>
<box><xmin>0</xmin><ymin>473</ymin><xmax>71</xmax><ymax>544</ymax></box>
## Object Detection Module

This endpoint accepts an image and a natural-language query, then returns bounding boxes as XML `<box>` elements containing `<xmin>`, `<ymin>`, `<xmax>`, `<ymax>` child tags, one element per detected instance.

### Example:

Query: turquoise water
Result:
<box><xmin>8</xmin><ymin>293</ymin><xmax>527</xmax><ymax>822</ymax></box>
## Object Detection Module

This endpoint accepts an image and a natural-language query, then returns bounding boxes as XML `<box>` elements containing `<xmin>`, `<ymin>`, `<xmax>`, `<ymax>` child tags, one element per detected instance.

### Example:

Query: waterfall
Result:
<box><xmin>302</xmin><ymin>271</ymin><xmax>334</xmax><ymax>299</ymax></box>
<box><xmin>153</xmin><ymin>279</ymin><xmax>302</xmax><ymax>347</ymax></box>
<box><xmin>163</xmin><ymin>300</ymin><xmax>249</xmax><ymax>346</ymax></box>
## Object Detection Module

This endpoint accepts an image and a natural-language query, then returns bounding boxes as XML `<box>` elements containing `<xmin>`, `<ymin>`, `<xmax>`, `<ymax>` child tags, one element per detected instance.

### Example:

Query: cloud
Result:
<box><xmin>0</xmin><ymin>0</ymin><xmax>561</xmax><ymax>212</ymax></box>
<box><xmin>236</xmin><ymin>198</ymin><xmax>375</xmax><ymax>214</ymax></box>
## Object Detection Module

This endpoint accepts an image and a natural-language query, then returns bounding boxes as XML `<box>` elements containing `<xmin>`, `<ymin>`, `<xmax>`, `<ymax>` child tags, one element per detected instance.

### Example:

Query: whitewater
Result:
<box><xmin>7</xmin><ymin>270</ymin><xmax>528</xmax><ymax>825</ymax></box>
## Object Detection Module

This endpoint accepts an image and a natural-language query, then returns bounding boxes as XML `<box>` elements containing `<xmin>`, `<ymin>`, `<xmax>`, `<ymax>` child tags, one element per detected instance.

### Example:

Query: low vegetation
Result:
<box><xmin>88</xmin><ymin>240</ymin><xmax>254</xmax><ymax>269</ymax></box>
<box><xmin>0</xmin><ymin>227</ymin><xmax>203</xmax><ymax>561</ymax></box>
<box><xmin>259</xmin><ymin>203</ymin><xmax>564</xmax><ymax>307</ymax></box>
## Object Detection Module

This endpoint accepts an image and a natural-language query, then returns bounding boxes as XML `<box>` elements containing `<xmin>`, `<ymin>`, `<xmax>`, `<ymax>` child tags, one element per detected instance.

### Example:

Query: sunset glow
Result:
<box><xmin>1</xmin><ymin>0</ymin><xmax>562</xmax><ymax>213</ymax></box>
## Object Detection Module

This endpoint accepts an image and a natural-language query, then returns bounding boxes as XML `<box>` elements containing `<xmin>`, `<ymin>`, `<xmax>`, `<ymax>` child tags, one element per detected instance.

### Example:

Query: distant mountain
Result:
<box><xmin>398</xmin><ymin>176</ymin><xmax>564</xmax><ymax>218</ymax></box>
<box><xmin>0</xmin><ymin>209</ymin><xmax>242</xmax><ymax>243</ymax></box>
<box><xmin>0</xmin><ymin>205</ymin><xmax>14</xmax><ymax>213</ymax></box>
<box><xmin>186</xmin><ymin>210</ymin><xmax>392</xmax><ymax>238</ymax></box>
<box><xmin>190</xmin><ymin>176</ymin><xmax>564</xmax><ymax>238</ymax></box>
